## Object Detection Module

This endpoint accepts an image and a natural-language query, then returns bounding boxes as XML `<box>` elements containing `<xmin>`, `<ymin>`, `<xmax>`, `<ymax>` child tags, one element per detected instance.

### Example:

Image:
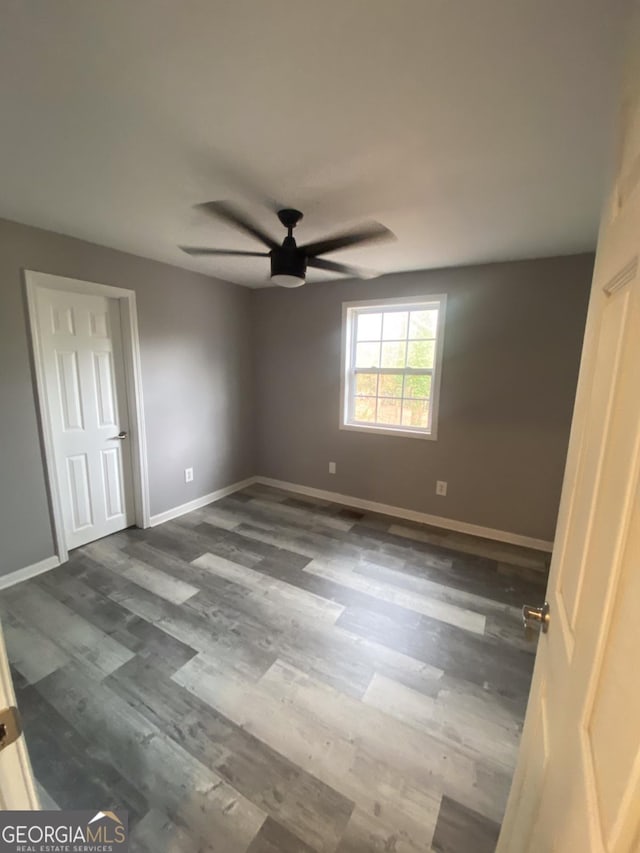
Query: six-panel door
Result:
<box><xmin>36</xmin><ymin>288</ymin><xmax>135</xmax><ymax>550</ymax></box>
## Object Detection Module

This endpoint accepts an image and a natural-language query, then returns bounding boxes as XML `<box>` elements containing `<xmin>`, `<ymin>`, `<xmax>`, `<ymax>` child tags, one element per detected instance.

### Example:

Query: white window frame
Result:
<box><xmin>340</xmin><ymin>294</ymin><xmax>446</xmax><ymax>440</ymax></box>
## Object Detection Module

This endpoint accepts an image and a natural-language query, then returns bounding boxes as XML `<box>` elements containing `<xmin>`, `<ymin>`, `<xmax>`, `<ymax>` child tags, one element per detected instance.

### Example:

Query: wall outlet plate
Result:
<box><xmin>185</xmin><ymin>467</ymin><xmax>194</xmax><ymax>483</ymax></box>
<box><xmin>436</xmin><ymin>480</ymin><xmax>447</xmax><ymax>496</ymax></box>
<box><xmin>329</xmin><ymin>462</ymin><xmax>336</xmax><ymax>474</ymax></box>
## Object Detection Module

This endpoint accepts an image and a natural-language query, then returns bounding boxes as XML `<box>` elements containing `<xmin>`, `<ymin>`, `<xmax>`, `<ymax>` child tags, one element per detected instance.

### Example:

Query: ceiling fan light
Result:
<box><xmin>271</xmin><ymin>273</ymin><xmax>306</xmax><ymax>288</ymax></box>
<box><xmin>270</xmin><ymin>247</ymin><xmax>307</xmax><ymax>287</ymax></box>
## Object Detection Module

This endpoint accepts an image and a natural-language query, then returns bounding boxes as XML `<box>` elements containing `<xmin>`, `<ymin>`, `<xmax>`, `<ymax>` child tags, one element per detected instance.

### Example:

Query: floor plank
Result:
<box><xmin>1</xmin><ymin>582</ymin><xmax>135</xmax><ymax>679</ymax></box>
<box><xmin>192</xmin><ymin>551</ymin><xmax>345</xmax><ymax>625</ymax></box>
<box><xmin>304</xmin><ymin>557</ymin><xmax>486</xmax><ymax>634</ymax></box>
<box><xmin>432</xmin><ymin>795</ymin><xmax>501</xmax><ymax>853</ymax></box>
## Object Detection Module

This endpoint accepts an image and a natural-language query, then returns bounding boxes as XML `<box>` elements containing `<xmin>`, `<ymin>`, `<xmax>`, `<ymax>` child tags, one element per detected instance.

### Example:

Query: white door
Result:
<box><xmin>497</xmin><ymin>12</ymin><xmax>640</xmax><ymax>853</ymax></box>
<box><xmin>0</xmin><ymin>622</ymin><xmax>38</xmax><ymax>809</ymax></box>
<box><xmin>35</xmin><ymin>288</ymin><xmax>136</xmax><ymax>550</ymax></box>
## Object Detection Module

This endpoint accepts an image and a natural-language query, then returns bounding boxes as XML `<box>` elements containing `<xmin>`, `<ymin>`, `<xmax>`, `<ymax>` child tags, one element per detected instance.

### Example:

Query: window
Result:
<box><xmin>341</xmin><ymin>295</ymin><xmax>446</xmax><ymax>439</ymax></box>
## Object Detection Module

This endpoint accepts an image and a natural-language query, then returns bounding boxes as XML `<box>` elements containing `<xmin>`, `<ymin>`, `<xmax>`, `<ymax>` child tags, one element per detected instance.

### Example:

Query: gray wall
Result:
<box><xmin>0</xmin><ymin>217</ymin><xmax>592</xmax><ymax>577</ymax></box>
<box><xmin>0</xmin><ymin>217</ymin><xmax>254</xmax><ymax>576</ymax></box>
<box><xmin>252</xmin><ymin>254</ymin><xmax>593</xmax><ymax>542</ymax></box>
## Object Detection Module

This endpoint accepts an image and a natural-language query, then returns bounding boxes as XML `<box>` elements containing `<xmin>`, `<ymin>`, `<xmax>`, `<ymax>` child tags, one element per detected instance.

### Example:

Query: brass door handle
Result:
<box><xmin>0</xmin><ymin>706</ymin><xmax>22</xmax><ymax>752</ymax></box>
<box><xmin>522</xmin><ymin>601</ymin><xmax>550</xmax><ymax>639</ymax></box>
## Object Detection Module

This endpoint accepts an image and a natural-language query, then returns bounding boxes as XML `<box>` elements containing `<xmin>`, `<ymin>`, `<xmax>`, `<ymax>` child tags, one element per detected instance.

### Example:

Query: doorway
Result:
<box><xmin>25</xmin><ymin>271</ymin><xmax>150</xmax><ymax>563</ymax></box>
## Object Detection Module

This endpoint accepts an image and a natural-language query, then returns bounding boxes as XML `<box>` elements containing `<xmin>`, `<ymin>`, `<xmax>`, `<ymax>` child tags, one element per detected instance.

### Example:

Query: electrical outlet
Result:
<box><xmin>185</xmin><ymin>467</ymin><xmax>194</xmax><ymax>483</ymax></box>
<box><xmin>329</xmin><ymin>462</ymin><xmax>336</xmax><ymax>474</ymax></box>
<box><xmin>436</xmin><ymin>480</ymin><xmax>447</xmax><ymax>496</ymax></box>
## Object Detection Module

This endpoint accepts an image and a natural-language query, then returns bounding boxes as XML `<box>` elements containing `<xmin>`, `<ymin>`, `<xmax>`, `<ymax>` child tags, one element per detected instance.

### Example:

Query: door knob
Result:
<box><xmin>522</xmin><ymin>601</ymin><xmax>550</xmax><ymax>639</ymax></box>
<box><xmin>0</xmin><ymin>706</ymin><xmax>22</xmax><ymax>752</ymax></box>
<box><xmin>115</xmin><ymin>430</ymin><xmax>128</xmax><ymax>440</ymax></box>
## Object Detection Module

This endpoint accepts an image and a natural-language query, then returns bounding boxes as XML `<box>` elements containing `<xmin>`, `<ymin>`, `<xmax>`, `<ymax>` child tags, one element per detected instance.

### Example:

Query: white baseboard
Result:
<box><xmin>254</xmin><ymin>476</ymin><xmax>554</xmax><ymax>553</ymax></box>
<box><xmin>142</xmin><ymin>472</ymin><xmax>553</xmax><ymax>552</ymax></box>
<box><xmin>149</xmin><ymin>477</ymin><xmax>257</xmax><ymax>527</ymax></box>
<box><xmin>0</xmin><ymin>478</ymin><xmax>549</xmax><ymax>597</ymax></box>
<box><xmin>0</xmin><ymin>555</ymin><xmax>61</xmax><ymax>591</ymax></box>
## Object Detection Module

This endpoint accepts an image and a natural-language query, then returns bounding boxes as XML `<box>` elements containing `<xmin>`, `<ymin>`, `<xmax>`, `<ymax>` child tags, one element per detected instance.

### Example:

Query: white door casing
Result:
<box><xmin>26</xmin><ymin>272</ymin><xmax>150</xmax><ymax>561</ymax></box>
<box><xmin>497</xmin><ymin>8</ymin><xmax>640</xmax><ymax>853</ymax></box>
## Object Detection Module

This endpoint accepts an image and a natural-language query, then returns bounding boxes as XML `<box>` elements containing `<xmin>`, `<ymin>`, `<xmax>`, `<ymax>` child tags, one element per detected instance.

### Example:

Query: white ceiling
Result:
<box><xmin>0</xmin><ymin>0</ymin><xmax>630</xmax><ymax>287</ymax></box>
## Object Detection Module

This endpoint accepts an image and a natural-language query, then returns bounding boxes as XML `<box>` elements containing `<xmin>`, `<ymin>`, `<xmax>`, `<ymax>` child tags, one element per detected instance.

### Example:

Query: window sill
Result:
<box><xmin>340</xmin><ymin>422</ymin><xmax>438</xmax><ymax>441</ymax></box>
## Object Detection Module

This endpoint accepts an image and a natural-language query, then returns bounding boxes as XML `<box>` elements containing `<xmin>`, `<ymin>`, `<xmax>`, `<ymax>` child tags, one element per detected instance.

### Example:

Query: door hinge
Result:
<box><xmin>0</xmin><ymin>706</ymin><xmax>22</xmax><ymax>752</ymax></box>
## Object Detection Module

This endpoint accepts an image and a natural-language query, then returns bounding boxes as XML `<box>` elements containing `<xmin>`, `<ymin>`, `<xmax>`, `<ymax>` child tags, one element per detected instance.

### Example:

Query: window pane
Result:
<box><xmin>379</xmin><ymin>374</ymin><xmax>403</xmax><ymax>397</ymax></box>
<box><xmin>407</xmin><ymin>339</ymin><xmax>435</xmax><ymax>368</ymax></box>
<box><xmin>409</xmin><ymin>309</ymin><xmax>438</xmax><ymax>339</ymax></box>
<box><xmin>382</xmin><ymin>311</ymin><xmax>408</xmax><ymax>340</ymax></box>
<box><xmin>354</xmin><ymin>397</ymin><xmax>377</xmax><ymax>422</ymax></box>
<box><xmin>381</xmin><ymin>341</ymin><xmax>406</xmax><ymax>368</ymax></box>
<box><xmin>356</xmin><ymin>341</ymin><xmax>380</xmax><ymax>368</ymax></box>
<box><xmin>355</xmin><ymin>373</ymin><xmax>378</xmax><ymax>396</ymax></box>
<box><xmin>401</xmin><ymin>399</ymin><xmax>429</xmax><ymax>428</ymax></box>
<box><xmin>377</xmin><ymin>398</ymin><xmax>402</xmax><ymax>425</ymax></box>
<box><xmin>404</xmin><ymin>374</ymin><xmax>432</xmax><ymax>399</ymax></box>
<box><xmin>356</xmin><ymin>312</ymin><xmax>382</xmax><ymax>341</ymax></box>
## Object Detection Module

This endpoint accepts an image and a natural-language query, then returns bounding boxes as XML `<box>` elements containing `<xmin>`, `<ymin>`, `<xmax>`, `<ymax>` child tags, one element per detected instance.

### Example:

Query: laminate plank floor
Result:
<box><xmin>0</xmin><ymin>484</ymin><xmax>549</xmax><ymax>852</ymax></box>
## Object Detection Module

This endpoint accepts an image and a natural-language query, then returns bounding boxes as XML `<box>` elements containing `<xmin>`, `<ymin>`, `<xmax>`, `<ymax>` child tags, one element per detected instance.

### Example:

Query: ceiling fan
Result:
<box><xmin>180</xmin><ymin>202</ymin><xmax>395</xmax><ymax>287</ymax></box>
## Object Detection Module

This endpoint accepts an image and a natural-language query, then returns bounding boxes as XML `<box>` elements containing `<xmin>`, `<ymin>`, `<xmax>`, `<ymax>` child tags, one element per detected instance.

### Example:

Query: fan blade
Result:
<box><xmin>300</xmin><ymin>222</ymin><xmax>394</xmax><ymax>257</ymax></box>
<box><xmin>204</xmin><ymin>150</ymin><xmax>286</xmax><ymax>213</ymax></box>
<box><xmin>196</xmin><ymin>201</ymin><xmax>279</xmax><ymax>249</ymax></box>
<box><xmin>180</xmin><ymin>247</ymin><xmax>269</xmax><ymax>257</ymax></box>
<box><xmin>307</xmin><ymin>256</ymin><xmax>381</xmax><ymax>279</ymax></box>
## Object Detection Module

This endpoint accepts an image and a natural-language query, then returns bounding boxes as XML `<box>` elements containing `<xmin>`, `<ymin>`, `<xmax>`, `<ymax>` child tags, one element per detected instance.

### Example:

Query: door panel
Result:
<box><xmin>66</xmin><ymin>453</ymin><xmax>93</xmax><ymax>531</ymax></box>
<box><xmin>584</xmin><ymin>482</ymin><xmax>640</xmax><ymax>849</ymax></box>
<box><xmin>56</xmin><ymin>349</ymin><xmax>84</xmax><ymax>430</ymax></box>
<box><xmin>36</xmin><ymin>288</ymin><xmax>135</xmax><ymax>550</ymax></box>
<box><xmin>101</xmin><ymin>447</ymin><xmax>125</xmax><ymax>518</ymax></box>
<box><xmin>88</xmin><ymin>305</ymin><xmax>110</xmax><ymax>338</ymax></box>
<box><xmin>93</xmin><ymin>351</ymin><xmax>118</xmax><ymax>427</ymax></box>
<box><xmin>557</xmin><ymin>286</ymin><xmax>630</xmax><ymax>639</ymax></box>
<box><xmin>50</xmin><ymin>303</ymin><xmax>75</xmax><ymax>335</ymax></box>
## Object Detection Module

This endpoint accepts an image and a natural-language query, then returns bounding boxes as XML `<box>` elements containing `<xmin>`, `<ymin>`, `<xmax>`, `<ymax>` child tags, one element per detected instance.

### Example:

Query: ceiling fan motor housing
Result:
<box><xmin>270</xmin><ymin>238</ymin><xmax>307</xmax><ymax>282</ymax></box>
